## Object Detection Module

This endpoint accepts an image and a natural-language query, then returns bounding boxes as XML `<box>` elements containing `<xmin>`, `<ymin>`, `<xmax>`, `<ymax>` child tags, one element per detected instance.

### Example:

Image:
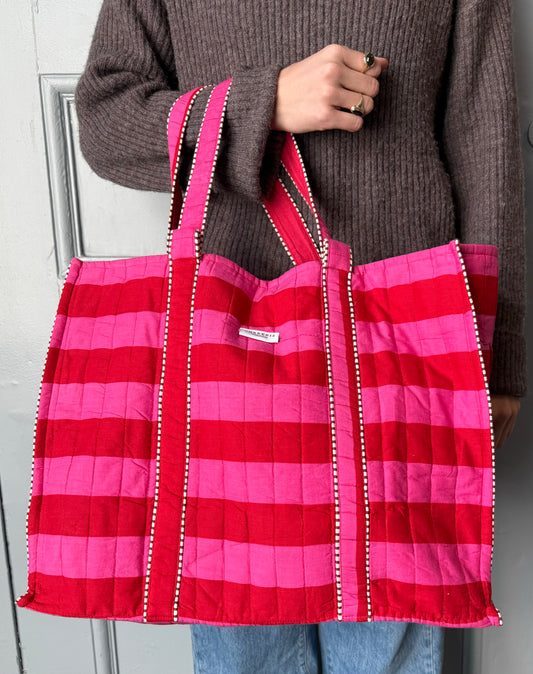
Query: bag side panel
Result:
<box><xmin>459</xmin><ymin>243</ymin><xmax>499</xmax><ymax>384</ymax></box>
<box><xmin>17</xmin><ymin>256</ymin><xmax>169</xmax><ymax>619</ymax></box>
<box><xmin>352</xmin><ymin>241</ymin><xmax>501</xmax><ymax>627</ymax></box>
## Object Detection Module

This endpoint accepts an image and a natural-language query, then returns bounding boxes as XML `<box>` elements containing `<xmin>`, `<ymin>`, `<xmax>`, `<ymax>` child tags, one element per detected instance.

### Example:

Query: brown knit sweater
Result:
<box><xmin>75</xmin><ymin>0</ymin><xmax>527</xmax><ymax>397</ymax></box>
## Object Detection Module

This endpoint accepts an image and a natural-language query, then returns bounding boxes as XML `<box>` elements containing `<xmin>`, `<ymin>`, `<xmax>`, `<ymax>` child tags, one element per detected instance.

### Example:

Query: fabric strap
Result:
<box><xmin>167</xmin><ymin>79</ymin><xmax>329</xmax><ymax>264</ymax></box>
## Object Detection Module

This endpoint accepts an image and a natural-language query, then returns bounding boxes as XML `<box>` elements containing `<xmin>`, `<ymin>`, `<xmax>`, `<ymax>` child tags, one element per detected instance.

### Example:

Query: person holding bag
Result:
<box><xmin>68</xmin><ymin>1</ymin><xmax>525</xmax><ymax>672</ymax></box>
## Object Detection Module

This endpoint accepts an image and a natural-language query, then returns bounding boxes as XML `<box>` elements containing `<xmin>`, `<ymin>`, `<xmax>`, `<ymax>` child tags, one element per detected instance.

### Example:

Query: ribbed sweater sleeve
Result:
<box><xmin>74</xmin><ymin>0</ymin><xmax>285</xmax><ymax>201</ymax></box>
<box><xmin>439</xmin><ymin>0</ymin><xmax>527</xmax><ymax>397</ymax></box>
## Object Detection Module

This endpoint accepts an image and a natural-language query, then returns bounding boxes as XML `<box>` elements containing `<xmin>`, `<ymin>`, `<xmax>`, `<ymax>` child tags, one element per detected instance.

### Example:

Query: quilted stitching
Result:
<box><xmin>17</xmin><ymin>80</ymin><xmax>501</xmax><ymax>628</ymax></box>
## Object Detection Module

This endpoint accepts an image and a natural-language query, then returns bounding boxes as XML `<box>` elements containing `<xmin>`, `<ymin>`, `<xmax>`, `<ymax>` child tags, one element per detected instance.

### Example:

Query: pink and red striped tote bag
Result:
<box><xmin>17</xmin><ymin>78</ymin><xmax>502</xmax><ymax>628</ymax></box>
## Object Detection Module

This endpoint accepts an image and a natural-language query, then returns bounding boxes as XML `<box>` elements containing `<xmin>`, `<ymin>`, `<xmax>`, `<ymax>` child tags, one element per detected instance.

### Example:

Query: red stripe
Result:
<box><xmin>364</xmin><ymin>421</ymin><xmax>491</xmax><ymax>467</ymax></box>
<box><xmin>184</xmin><ymin>497</ymin><xmax>333</xmax><ymax>546</ymax></box>
<box><xmin>17</xmin><ymin>573</ymin><xmax>499</xmax><ymax>625</ymax></box>
<box><xmin>43</xmin><ymin>347</ymin><xmax>161</xmax><ymax>384</ymax></box>
<box><xmin>370</xmin><ymin>578</ymin><xmax>499</xmax><ymax>626</ymax></box>
<box><xmin>467</xmin><ymin>274</ymin><xmax>499</xmax><ymax>317</ymax></box>
<box><xmin>28</xmin><ymin>495</ymin><xmax>153</xmax><ymax>537</ymax></box>
<box><xmin>193</xmin><ymin>277</ymin><xmax>495</xmax><ymax>342</ymax></box>
<box><xmin>177</xmin><ymin>576</ymin><xmax>336</xmax><ymax>624</ymax></box>
<box><xmin>191</xmin><ymin>343</ymin><xmax>326</xmax><ymax>385</ymax></box>
<box><xmin>358</xmin><ymin>351</ymin><xmax>489</xmax><ymax>390</ymax></box>
<box><xmin>146</xmin><ymin>256</ymin><xmax>196</xmax><ymax>621</ymax></box>
<box><xmin>42</xmin><ymin>345</ymin><xmax>61</xmax><ymax>385</ymax></box>
<box><xmin>190</xmin><ymin>420</ymin><xmax>332</xmax><ymax>463</ymax></box>
<box><xmin>482</xmin><ymin>346</ymin><xmax>493</xmax><ymax>382</ymax></box>
<box><xmin>35</xmin><ymin>419</ymin><xmax>154</xmax><ymax>459</ymax></box>
<box><xmin>56</xmin><ymin>275</ymin><xmax>80</xmax><ymax>316</ymax></box>
<box><xmin>370</xmin><ymin>503</ymin><xmax>493</xmax><ymax>545</ymax></box>
<box><xmin>35</xmin><ymin>418</ymin><xmax>332</xmax><ymax>463</ymax></box>
<box><xmin>17</xmin><ymin>573</ymin><xmax>145</xmax><ymax>619</ymax></box>
<box><xmin>65</xmin><ymin>276</ymin><xmax>168</xmax><ymax>317</ymax></box>
<box><xmin>353</xmin><ymin>273</ymin><xmax>476</xmax><ymax>323</ymax></box>
<box><xmin>43</xmin><ymin>346</ymin><xmax>492</xmax><ymax>390</ymax></box>
<box><xmin>194</xmin><ymin>275</ymin><xmax>323</xmax><ymax>323</ymax></box>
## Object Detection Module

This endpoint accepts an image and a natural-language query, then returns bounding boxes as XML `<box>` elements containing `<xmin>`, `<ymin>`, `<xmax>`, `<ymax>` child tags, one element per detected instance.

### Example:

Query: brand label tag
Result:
<box><xmin>238</xmin><ymin>327</ymin><xmax>280</xmax><ymax>343</ymax></box>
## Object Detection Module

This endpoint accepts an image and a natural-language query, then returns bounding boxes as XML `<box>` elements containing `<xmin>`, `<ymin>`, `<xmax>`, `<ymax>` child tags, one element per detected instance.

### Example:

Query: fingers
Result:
<box><xmin>328</xmin><ymin>44</ymin><xmax>388</xmax><ymax>75</ymax></box>
<box><xmin>271</xmin><ymin>44</ymin><xmax>388</xmax><ymax>134</ymax></box>
<box><xmin>323</xmin><ymin>45</ymin><xmax>386</xmax><ymax>127</ymax></box>
<box><xmin>330</xmin><ymin>82</ymin><xmax>374</xmax><ymax>115</ymax></box>
<box><xmin>329</xmin><ymin>108</ymin><xmax>364</xmax><ymax>133</ymax></box>
<box><xmin>491</xmin><ymin>395</ymin><xmax>521</xmax><ymax>449</ymax></box>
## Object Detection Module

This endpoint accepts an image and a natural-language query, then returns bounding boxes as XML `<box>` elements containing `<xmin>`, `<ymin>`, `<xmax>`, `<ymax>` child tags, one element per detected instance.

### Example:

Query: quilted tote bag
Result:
<box><xmin>17</xmin><ymin>78</ymin><xmax>502</xmax><ymax>628</ymax></box>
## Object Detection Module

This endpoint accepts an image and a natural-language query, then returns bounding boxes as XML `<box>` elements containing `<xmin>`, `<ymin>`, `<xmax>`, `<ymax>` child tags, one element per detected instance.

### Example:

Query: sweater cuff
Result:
<box><xmin>488</xmin><ymin>302</ymin><xmax>527</xmax><ymax>398</ymax></box>
<box><xmin>213</xmin><ymin>63</ymin><xmax>286</xmax><ymax>202</ymax></box>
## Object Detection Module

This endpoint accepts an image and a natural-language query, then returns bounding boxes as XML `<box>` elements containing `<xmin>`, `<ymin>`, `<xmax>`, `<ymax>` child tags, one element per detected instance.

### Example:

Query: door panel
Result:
<box><xmin>2</xmin><ymin>0</ymin><xmax>532</xmax><ymax>672</ymax></box>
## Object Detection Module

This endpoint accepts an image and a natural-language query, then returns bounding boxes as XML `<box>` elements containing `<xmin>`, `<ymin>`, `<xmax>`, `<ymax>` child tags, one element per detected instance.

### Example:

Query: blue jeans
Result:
<box><xmin>189</xmin><ymin>622</ymin><xmax>444</xmax><ymax>673</ymax></box>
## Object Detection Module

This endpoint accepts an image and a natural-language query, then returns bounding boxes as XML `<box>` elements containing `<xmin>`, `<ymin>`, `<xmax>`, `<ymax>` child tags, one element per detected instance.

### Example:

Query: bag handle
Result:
<box><xmin>167</xmin><ymin>79</ymin><xmax>327</xmax><ymax>263</ymax></box>
<box><xmin>166</xmin><ymin>84</ymin><xmax>208</xmax><ymax>237</ymax></box>
<box><xmin>280</xmin><ymin>135</ymin><xmax>331</xmax><ymax>242</ymax></box>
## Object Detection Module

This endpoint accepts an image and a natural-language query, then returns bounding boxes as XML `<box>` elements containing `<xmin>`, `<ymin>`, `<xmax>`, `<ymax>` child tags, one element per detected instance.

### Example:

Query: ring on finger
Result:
<box><xmin>350</xmin><ymin>95</ymin><xmax>365</xmax><ymax>117</ymax></box>
<box><xmin>362</xmin><ymin>51</ymin><xmax>375</xmax><ymax>72</ymax></box>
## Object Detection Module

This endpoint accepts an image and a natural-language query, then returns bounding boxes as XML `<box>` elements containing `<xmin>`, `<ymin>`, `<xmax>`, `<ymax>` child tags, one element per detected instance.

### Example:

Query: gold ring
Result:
<box><xmin>350</xmin><ymin>95</ymin><xmax>365</xmax><ymax>116</ymax></box>
<box><xmin>362</xmin><ymin>52</ymin><xmax>375</xmax><ymax>72</ymax></box>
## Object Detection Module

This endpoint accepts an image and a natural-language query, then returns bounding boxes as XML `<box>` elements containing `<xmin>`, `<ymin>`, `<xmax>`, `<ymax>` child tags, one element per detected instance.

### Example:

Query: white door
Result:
<box><xmin>1</xmin><ymin>1</ymin><xmax>532</xmax><ymax>673</ymax></box>
<box><xmin>1</xmin><ymin>1</ymin><xmax>193</xmax><ymax>672</ymax></box>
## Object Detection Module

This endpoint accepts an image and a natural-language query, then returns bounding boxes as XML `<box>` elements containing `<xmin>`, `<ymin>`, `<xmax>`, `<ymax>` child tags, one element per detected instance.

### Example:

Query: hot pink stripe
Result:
<box><xmin>361</xmin><ymin>385</ymin><xmax>489</xmax><ymax>429</ymax></box>
<box><xmin>33</xmin><ymin>457</ymin><xmax>155</xmax><ymax>497</ymax></box>
<box><xmin>176</xmin><ymin>81</ymin><xmax>231</xmax><ymax>241</ymax></box>
<box><xmin>369</xmin><ymin>542</ymin><xmax>492</xmax><ymax>585</ymax></box>
<box><xmin>168</xmin><ymin>88</ymin><xmax>204</xmax><ymax>176</ymax></box>
<box><xmin>198</xmin><ymin>254</ymin><xmax>322</xmax><ymax>301</ymax></box>
<box><xmin>32</xmin><ymin>534</ymin><xmax>148</xmax><ymax>579</ymax></box>
<box><xmin>170</xmin><ymin>229</ymin><xmax>196</xmax><ymax>259</ymax></box>
<box><xmin>367</xmin><ymin>461</ymin><xmax>494</xmax><ymax>506</ymax></box>
<box><xmin>355</xmin><ymin>313</ymin><xmax>479</xmax><ymax>357</ymax></box>
<box><xmin>187</xmin><ymin>458</ymin><xmax>333</xmax><ymax>504</ymax></box>
<box><xmin>190</xmin><ymin>382</ymin><xmax>330</xmax><ymax>423</ymax></box>
<box><xmin>49</xmin><ymin>314</ymin><xmax>68</xmax><ymax>348</ymax></box>
<box><xmin>76</xmin><ymin>256</ymin><xmax>168</xmax><ymax>285</ymax></box>
<box><xmin>192</xmin><ymin>309</ymin><xmax>324</xmax><ymax>354</ymax></box>
<box><xmin>39</xmin><ymin>382</ymin><xmax>159</xmax><ymax>421</ymax></box>
<box><xmin>181</xmin><ymin>536</ymin><xmax>334</xmax><ymax>588</ymax></box>
<box><xmin>58</xmin><ymin>312</ymin><xmax>166</xmax><ymax>350</ymax></box>
<box><xmin>324</xmin><ymin>265</ymin><xmax>360</xmax><ymax>617</ymax></box>
<box><xmin>351</xmin><ymin>241</ymin><xmax>460</xmax><ymax>291</ymax></box>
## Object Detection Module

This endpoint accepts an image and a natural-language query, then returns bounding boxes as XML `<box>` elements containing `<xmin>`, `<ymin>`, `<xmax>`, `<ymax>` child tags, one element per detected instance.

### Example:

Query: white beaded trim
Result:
<box><xmin>280</xmin><ymin>160</ymin><xmax>308</xmax><ymax>204</ymax></box>
<box><xmin>286</xmin><ymin>134</ymin><xmax>326</xmax><ymax>253</ymax></box>
<box><xmin>321</xmin><ymin>240</ymin><xmax>343</xmax><ymax>621</ymax></box>
<box><xmin>172</xmin><ymin>84</ymin><xmax>232</xmax><ymax>621</ymax></box>
<box><xmin>346</xmin><ymin>252</ymin><xmax>372</xmax><ymax>621</ymax></box>
<box><xmin>142</xmin><ymin>87</ymin><xmax>206</xmax><ymax>622</ymax></box>
<box><xmin>453</xmin><ymin>239</ymin><xmax>503</xmax><ymax>626</ymax></box>
<box><xmin>16</xmin><ymin>260</ymin><xmax>75</xmax><ymax>606</ymax></box>
<box><xmin>279</xmin><ymin>161</ymin><xmax>321</xmax><ymax>252</ymax></box>
<box><xmin>261</xmin><ymin>202</ymin><xmax>297</xmax><ymax>266</ymax></box>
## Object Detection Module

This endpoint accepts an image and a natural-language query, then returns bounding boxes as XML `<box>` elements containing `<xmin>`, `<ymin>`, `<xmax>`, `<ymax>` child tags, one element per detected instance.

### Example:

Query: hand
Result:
<box><xmin>271</xmin><ymin>44</ymin><xmax>389</xmax><ymax>134</ymax></box>
<box><xmin>490</xmin><ymin>394</ymin><xmax>521</xmax><ymax>449</ymax></box>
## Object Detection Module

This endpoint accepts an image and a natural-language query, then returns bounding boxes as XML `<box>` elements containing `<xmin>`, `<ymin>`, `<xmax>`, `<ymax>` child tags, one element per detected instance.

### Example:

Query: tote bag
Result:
<box><xmin>17</xmin><ymin>77</ymin><xmax>502</xmax><ymax>628</ymax></box>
